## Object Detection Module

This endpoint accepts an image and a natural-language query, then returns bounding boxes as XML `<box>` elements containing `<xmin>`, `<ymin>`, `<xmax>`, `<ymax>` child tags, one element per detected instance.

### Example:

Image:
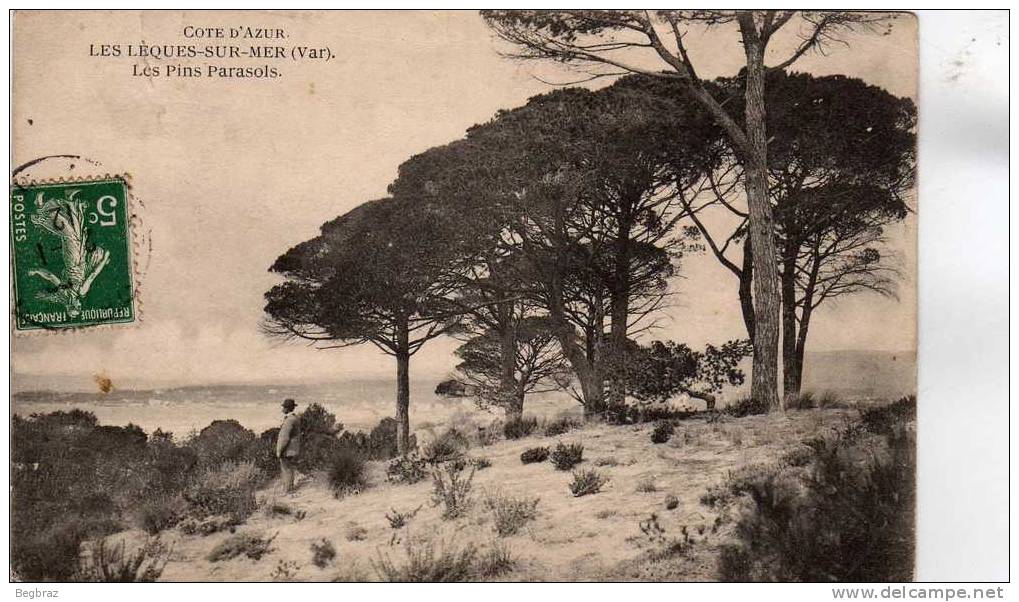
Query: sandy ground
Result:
<box><xmin>148</xmin><ymin>408</ymin><xmax>852</xmax><ymax>582</ymax></box>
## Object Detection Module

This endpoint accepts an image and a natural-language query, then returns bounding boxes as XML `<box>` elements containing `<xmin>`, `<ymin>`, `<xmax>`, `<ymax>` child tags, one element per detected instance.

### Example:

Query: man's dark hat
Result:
<box><xmin>282</xmin><ymin>398</ymin><xmax>297</xmax><ymax>411</ymax></box>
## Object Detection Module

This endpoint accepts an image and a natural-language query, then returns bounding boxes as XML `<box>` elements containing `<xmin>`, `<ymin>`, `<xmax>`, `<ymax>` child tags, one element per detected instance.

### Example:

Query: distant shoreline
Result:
<box><xmin>11</xmin><ymin>348</ymin><xmax>915</xmax><ymax>397</ymax></box>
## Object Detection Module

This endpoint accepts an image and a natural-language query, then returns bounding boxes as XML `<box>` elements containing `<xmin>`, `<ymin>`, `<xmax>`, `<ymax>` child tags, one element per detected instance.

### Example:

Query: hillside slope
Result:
<box><xmin>141</xmin><ymin>409</ymin><xmax>854</xmax><ymax>582</ymax></box>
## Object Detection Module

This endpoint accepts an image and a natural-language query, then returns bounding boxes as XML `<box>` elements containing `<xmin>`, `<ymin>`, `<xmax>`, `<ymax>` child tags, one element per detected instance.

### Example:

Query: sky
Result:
<box><xmin>11</xmin><ymin>11</ymin><xmax>918</xmax><ymax>390</ymax></box>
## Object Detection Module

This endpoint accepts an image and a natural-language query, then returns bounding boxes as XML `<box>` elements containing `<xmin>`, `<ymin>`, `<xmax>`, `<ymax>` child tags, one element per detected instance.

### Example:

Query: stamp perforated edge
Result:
<box><xmin>10</xmin><ymin>173</ymin><xmax>145</xmax><ymax>337</ymax></box>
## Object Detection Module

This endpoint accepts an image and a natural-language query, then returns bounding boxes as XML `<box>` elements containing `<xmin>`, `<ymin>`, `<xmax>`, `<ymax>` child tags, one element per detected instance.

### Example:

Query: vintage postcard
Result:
<box><xmin>11</xmin><ymin>10</ymin><xmax>921</xmax><ymax>583</ymax></box>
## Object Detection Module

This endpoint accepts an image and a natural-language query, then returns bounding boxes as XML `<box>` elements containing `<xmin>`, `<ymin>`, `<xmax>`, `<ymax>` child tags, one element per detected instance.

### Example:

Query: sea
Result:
<box><xmin>10</xmin><ymin>378</ymin><xmax>580</xmax><ymax>439</ymax></box>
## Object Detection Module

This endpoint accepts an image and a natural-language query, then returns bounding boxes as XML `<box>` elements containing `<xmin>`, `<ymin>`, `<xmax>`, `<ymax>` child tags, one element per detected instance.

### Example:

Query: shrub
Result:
<box><xmin>550</xmin><ymin>442</ymin><xmax>584</xmax><ymax>471</ymax></box>
<box><xmin>297</xmin><ymin>403</ymin><xmax>343</xmax><ymax>437</ymax></box>
<box><xmin>860</xmin><ymin>395</ymin><xmax>916</xmax><ymax>435</ymax></box>
<box><xmin>650</xmin><ymin>421</ymin><xmax>675</xmax><ymax>444</ymax></box>
<box><xmin>570</xmin><ymin>469</ymin><xmax>608</xmax><ymax>497</ymax></box>
<box><xmin>638</xmin><ymin>513</ymin><xmax>690</xmax><ymax>558</ymax></box>
<box><xmin>476</xmin><ymin>421</ymin><xmax>502</xmax><ymax>446</ymax></box>
<box><xmin>310</xmin><ymin>538</ymin><xmax>337</xmax><ymax>568</ymax></box>
<box><xmin>435</xmin><ymin>379</ymin><xmax>469</xmax><ymax>397</ymax></box>
<box><xmin>785</xmin><ymin>391</ymin><xmax>817</xmax><ymax>410</ymax></box>
<box><xmin>386</xmin><ymin>454</ymin><xmax>428</xmax><ymax>485</ymax></box>
<box><xmin>385</xmin><ymin>505</ymin><xmax>422</xmax><ymax>529</ymax></box>
<box><xmin>262</xmin><ymin>497</ymin><xmax>293</xmax><ymax>517</ymax></box>
<box><xmin>520</xmin><ymin>446</ymin><xmax>549</xmax><ymax>464</ymax></box>
<box><xmin>183</xmin><ymin>460</ymin><xmax>262</xmax><ymax>524</ymax></box>
<box><xmin>345</xmin><ymin>522</ymin><xmax>368</xmax><ymax>542</ymax></box>
<box><xmin>12</xmin><ymin>515</ymin><xmax>117</xmax><ymax>581</ymax></box>
<box><xmin>485</xmin><ymin>493</ymin><xmax>540</xmax><ymax>536</ymax></box>
<box><xmin>78</xmin><ymin>537</ymin><xmax>170</xmax><ymax>582</ymax></box>
<box><xmin>431</xmin><ymin>460</ymin><xmax>475</xmax><ymax>520</ymax></box>
<box><xmin>372</xmin><ymin>537</ymin><xmax>478</xmax><ymax>582</ymax></box>
<box><xmin>700</xmin><ymin>463</ymin><xmax>781</xmax><ymax>509</ymax></box>
<box><xmin>206</xmin><ymin>531</ymin><xmax>277</xmax><ymax>562</ymax></box>
<box><xmin>421</xmin><ymin>427</ymin><xmax>470</xmax><ymax>464</ymax></box>
<box><xmin>145</xmin><ymin>438</ymin><xmax>199</xmax><ymax>493</ymax></box>
<box><xmin>725</xmin><ymin>396</ymin><xmax>770</xmax><ymax>418</ymax></box>
<box><xmin>716</xmin><ymin>420</ymin><xmax>915</xmax><ymax>582</ymax></box>
<box><xmin>185</xmin><ymin>420</ymin><xmax>256</xmax><ymax>467</ymax></box>
<box><xmin>543</xmin><ymin>415</ymin><xmax>580</xmax><ymax>437</ymax></box>
<box><xmin>817</xmin><ymin>390</ymin><xmax>846</xmax><ymax>409</ymax></box>
<box><xmin>636</xmin><ymin>475</ymin><xmax>658</xmax><ymax>493</ymax></box>
<box><xmin>367</xmin><ymin>417</ymin><xmax>402</xmax><ymax>460</ymax></box>
<box><xmin>503</xmin><ymin>415</ymin><xmax>538</xmax><ymax>440</ymax></box>
<box><xmin>477</xmin><ymin>541</ymin><xmax>515</xmax><ymax>577</ymax></box>
<box><xmin>604</xmin><ymin>403</ymin><xmax>697</xmax><ymax>425</ymax></box>
<box><xmin>177</xmin><ymin>515</ymin><xmax>234</xmax><ymax>536</ymax></box>
<box><xmin>328</xmin><ymin>451</ymin><xmax>368</xmax><ymax>497</ymax></box>
<box><xmin>271</xmin><ymin>559</ymin><xmax>301</xmax><ymax>581</ymax></box>
<box><xmin>136</xmin><ymin>494</ymin><xmax>187</xmax><ymax>534</ymax></box>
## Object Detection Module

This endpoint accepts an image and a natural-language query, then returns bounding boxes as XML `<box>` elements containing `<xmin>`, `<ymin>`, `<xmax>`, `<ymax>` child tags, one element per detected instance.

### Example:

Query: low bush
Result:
<box><xmin>715</xmin><ymin>410</ymin><xmax>916</xmax><ymax>582</ymax></box>
<box><xmin>327</xmin><ymin>451</ymin><xmax>368</xmax><ymax>497</ymax></box>
<box><xmin>520</xmin><ymin>446</ymin><xmax>550</xmax><ymax>464</ymax></box>
<box><xmin>542</xmin><ymin>415</ymin><xmax>580</xmax><ymax>437</ymax></box>
<box><xmin>784</xmin><ymin>391</ymin><xmax>817</xmax><ymax>411</ymax></box>
<box><xmin>477</xmin><ymin>541</ymin><xmax>515</xmax><ymax>577</ymax></box>
<box><xmin>310</xmin><ymin>538</ymin><xmax>337</xmax><ymax>568</ymax></box>
<box><xmin>421</xmin><ymin>428</ymin><xmax>470</xmax><ymax>464</ymax></box>
<box><xmin>372</xmin><ymin>537</ymin><xmax>478</xmax><ymax>582</ymax></box>
<box><xmin>485</xmin><ymin>493</ymin><xmax>540</xmax><ymax>536</ymax></box>
<box><xmin>78</xmin><ymin>537</ymin><xmax>170</xmax><ymax>582</ymax></box>
<box><xmin>206</xmin><ymin>531</ymin><xmax>277</xmax><ymax>562</ymax></box>
<box><xmin>570</xmin><ymin>469</ymin><xmax>608</xmax><ymax>497</ymax></box>
<box><xmin>860</xmin><ymin>395</ymin><xmax>916</xmax><ymax>435</ymax></box>
<box><xmin>700</xmin><ymin>462</ymin><xmax>781</xmax><ymax>509</ymax></box>
<box><xmin>817</xmin><ymin>391</ymin><xmax>846</xmax><ymax>409</ymax></box>
<box><xmin>334</xmin><ymin>416</ymin><xmax>408</xmax><ymax>462</ymax></box>
<box><xmin>136</xmin><ymin>494</ymin><xmax>187</xmax><ymax>534</ymax></box>
<box><xmin>503</xmin><ymin>415</ymin><xmax>538</xmax><ymax>440</ymax></box>
<box><xmin>605</xmin><ymin>404</ymin><xmax>697</xmax><ymax>425</ymax></box>
<box><xmin>636</xmin><ymin>476</ymin><xmax>658</xmax><ymax>493</ymax></box>
<box><xmin>271</xmin><ymin>559</ymin><xmax>301</xmax><ymax>582</ymax></box>
<box><xmin>724</xmin><ymin>396</ymin><xmax>770</xmax><ymax>418</ymax></box>
<box><xmin>183</xmin><ymin>460</ymin><xmax>262</xmax><ymax>524</ymax></box>
<box><xmin>385</xmin><ymin>505</ymin><xmax>422</xmax><ymax>529</ymax></box>
<box><xmin>177</xmin><ymin>515</ymin><xmax>234</xmax><ymax>536</ymax></box>
<box><xmin>476</xmin><ymin>421</ymin><xmax>502</xmax><ymax>447</ymax></box>
<box><xmin>345</xmin><ymin>522</ymin><xmax>368</xmax><ymax>542</ymax></box>
<box><xmin>386</xmin><ymin>454</ymin><xmax>428</xmax><ymax>485</ymax></box>
<box><xmin>13</xmin><ymin>515</ymin><xmax>120</xmax><ymax>582</ymax></box>
<box><xmin>185</xmin><ymin>420</ymin><xmax>256</xmax><ymax>468</ymax></box>
<box><xmin>431</xmin><ymin>460</ymin><xmax>475</xmax><ymax>520</ymax></box>
<box><xmin>550</xmin><ymin>442</ymin><xmax>584</xmax><ymax>471</ymax></box>
<box><xmin>262</xmin><ymin>498</ymin><xmax>295</xmax><ymax>518</ymax></box>
<box><xmin>650</xmin><ymin>421</ymin><xmax>675</xmax><ymax>444</ymax></box>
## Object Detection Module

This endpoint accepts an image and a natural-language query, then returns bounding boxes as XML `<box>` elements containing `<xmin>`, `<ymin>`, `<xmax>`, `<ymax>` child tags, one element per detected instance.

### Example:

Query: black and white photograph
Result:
<box><xmin>6</xmin><ymin>8</ymin><xmax>1009</xmax><ymax>588</ymax></box>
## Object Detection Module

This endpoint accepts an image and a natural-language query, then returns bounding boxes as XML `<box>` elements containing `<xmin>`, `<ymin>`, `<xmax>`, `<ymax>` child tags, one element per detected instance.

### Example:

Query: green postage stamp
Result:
<box><xmin>10</xmin><ymin>178</ymin><xmax>136</xmax><ymax>331</ymax></box>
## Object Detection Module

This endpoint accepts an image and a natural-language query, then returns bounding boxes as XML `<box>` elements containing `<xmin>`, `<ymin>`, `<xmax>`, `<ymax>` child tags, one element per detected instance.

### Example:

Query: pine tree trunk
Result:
<box><xmin>608</xmin><ymin>229</ymin><xmax>631</xmax><ymax>408</ymax></box>
<box><xmin>740</xmin><ymin>16</ymin><xmax>783</xmax><ymax>411</ymax></box>
<box><xmin>395</xmin><ymin>319</ymin><xmax>411</xmax><ymax>456</ymax></box>
<box><xmin>781</xmin><ymin>247</ymin><xmax>801</xmax><ymax>401</ymax></box>
<box><xmin>739</xmin><ymin>236</ymin><xmax>756</xmax><ymax>342</ymax></box>
<box><xmin>498</xmin><ymin>302</ymin><xmax>520</xmax><ymax>419</ymax></box>
<box><xmin>793</xmin><ymin>302</ymin><xmax>814</xmax><ymax>394</ymax></box>
<box><xmin>547</xmin><ymin>200</ymin><xmax>605</xmax><ymax>417</ymax></box>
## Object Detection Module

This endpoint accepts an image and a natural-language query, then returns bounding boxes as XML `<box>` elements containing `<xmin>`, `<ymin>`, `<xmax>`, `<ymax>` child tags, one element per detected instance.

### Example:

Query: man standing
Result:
<box><xmin>276</xmin><ymin>398</ymin><xmax>301</xmax><ymax>493</ymax></box>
